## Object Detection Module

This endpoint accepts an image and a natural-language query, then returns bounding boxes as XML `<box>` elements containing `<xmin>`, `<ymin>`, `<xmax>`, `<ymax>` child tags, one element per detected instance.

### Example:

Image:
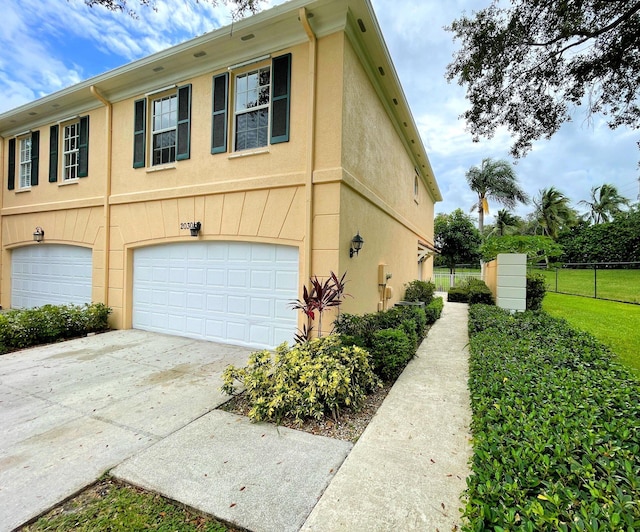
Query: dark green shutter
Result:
<box><xmin>271</xmin><ymin>53</ymin><xmax>291</xmax><ymax>144</ymax></box>
<box><xmin>30</xmin><ymin>130</ymin><xmax>40</xmax><ymax>186</ymax></box>
<box><xmin>8</xmin><ymin>138</ymin><xmax>16</xmax><ymax>190</ymax></box>
<box><xmin>78</xmin><ymin>115</ymin><xmax>89</xmax><ymax>177</ymax></box>
<box><xmin>133</xmin><ymin>99</ymin><xmax>146</xmax><ymax>168</ymax></box>
<box><xmin>176</xmin><ymin>84</ymin><xmax>191</xmax><ymax>161</ymax></box>
<box><xmin>49</xmin><ymin>125</ymin><xmax>59</xmax><ymax>182</ymax></box>
<box><xmin>211</xmin><ymin>73</ymin><xmax>228</xmax><ymax>154</ymax></box>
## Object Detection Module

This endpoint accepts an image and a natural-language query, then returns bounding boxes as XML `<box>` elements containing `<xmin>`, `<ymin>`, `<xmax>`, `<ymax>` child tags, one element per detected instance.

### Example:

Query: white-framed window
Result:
<box><xmin>210</xmin><ymin>53</ymin><xmax>291</xmax><ymax>155</ymax></box>
<box><xmin>19</xmin><ymin>137</ymin><xmax>32</xmax><ymax>189</ymax></box>
<box><xmin>151</xmin><ymin>93</ymin><xmax>177</xmax><ymax>165</ymax></box>
<box><xmin>234</xmin><ymin>66</ymin><xmax>271</xmax><ymax>151</ymax></box>
<box><xmin>133</xmin><ymin>85</ymin><xmax>191</xmax><ymax>168</ymax></box>
<box><xmin>48</xmin><ymin>116</ymin><xmax>88</xmax><ymax>183</ymax></box>
<box><xmin>63</xmin><ymin>122</ymin><xmax>79</xmax><ymax>181</ymax></box>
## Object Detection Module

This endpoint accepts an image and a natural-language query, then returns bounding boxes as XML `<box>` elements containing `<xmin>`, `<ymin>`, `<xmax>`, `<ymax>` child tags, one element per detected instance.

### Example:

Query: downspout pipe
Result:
<box><xmin>90</xmin><ymin>85</ymin><xmax>112</xmax><ymax>309</ymax></box>
<box><xmin>299</xmin><ymin>6</ymin><xmax>317</xmax><ymax>308</ymax></box>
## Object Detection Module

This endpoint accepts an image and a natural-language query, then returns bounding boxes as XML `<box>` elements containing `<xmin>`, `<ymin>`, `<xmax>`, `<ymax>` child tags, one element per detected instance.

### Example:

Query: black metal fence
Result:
<box><xmin>529</xmin><ymin>262</ymin><xmax>640</xmax><ymax>304</ymax></box>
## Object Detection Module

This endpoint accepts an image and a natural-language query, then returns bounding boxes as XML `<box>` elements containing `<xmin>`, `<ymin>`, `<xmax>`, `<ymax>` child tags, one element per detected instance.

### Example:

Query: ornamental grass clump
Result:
<box><xmin>465</xmin><ymin>304</ymin><xmax>640</xmax><ymax>531</ymax></box>
<box><xmin>221</xmin><ymin>335</ymin><xmax>380</xmax><ymax>424</ymax></box>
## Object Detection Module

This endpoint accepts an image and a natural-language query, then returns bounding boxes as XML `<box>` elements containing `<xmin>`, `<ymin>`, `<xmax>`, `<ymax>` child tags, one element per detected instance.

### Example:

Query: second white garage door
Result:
<box><xmin>133</xmin><ymin>242</ymin><xmax>299</xmax><ymax>349</ymax></box>
<box><xmin>11</xmin><ymin>245</ymin><xmax>93</xmax><ymax>309</ymax></box>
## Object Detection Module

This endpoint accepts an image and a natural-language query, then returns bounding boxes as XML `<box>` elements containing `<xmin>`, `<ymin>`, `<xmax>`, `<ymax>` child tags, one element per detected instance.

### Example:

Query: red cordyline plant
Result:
<box><xmin>290</xmin><ymin>271</ymin><xmax>348</xmax><ymax>343</ymax></box>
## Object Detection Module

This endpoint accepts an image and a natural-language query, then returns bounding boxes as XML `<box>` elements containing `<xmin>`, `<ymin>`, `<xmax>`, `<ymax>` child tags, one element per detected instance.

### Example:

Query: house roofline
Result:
<box><xmin>0</xmin><ymin>0</ymin><xmax>441</xmax><ymax>201</ymax></box>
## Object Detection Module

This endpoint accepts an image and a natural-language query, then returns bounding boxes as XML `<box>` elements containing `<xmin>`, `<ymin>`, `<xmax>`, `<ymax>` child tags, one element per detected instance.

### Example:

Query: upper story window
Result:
<box><xmin>211</xmin><ymin>53</ymin><xmax>291</xmax><ymax>155</ymax></box>
<box><xmin>63</xmin><ymin>122</ymin><xmax>79</xmax><ymax>181</ymax></box>
<box><xmin>19</xmin><ymin>137</ymin><xmax>32</xmax><ymax>189</ymax></box>
<box><xmin>48</xmin><ymin>116</ymin><xmax>90</xmax><ymax>183</ymax></box>
<box><xmin>234</xmin><ymin>66</ymin><xmax>271</xmax><ymax>151</ymax></box>
<box><xmin>152</xmin><ymin>94</ymin><xmax>177</xmax><ymax>165</ymax></box>
<box><xmin>6</xmin><ymin>131</ymin><xmax>40</xmax><ymax>191</ymax></box>
<box><xmin>133</xmin><ymin>85</ymin><xmax>191</xmax><ymax>169</ymax></box>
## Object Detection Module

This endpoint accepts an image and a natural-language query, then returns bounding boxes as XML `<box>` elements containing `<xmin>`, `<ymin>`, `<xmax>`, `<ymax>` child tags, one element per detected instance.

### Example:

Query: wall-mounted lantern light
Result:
<box><xmin>190</xmin><ymin>222</ymin><xmax>202</xmax><ymax>237</ymax></box>
<box><xmin>33</xmin><ymin>226</ymin><xmax>45</xmax><ymax>243</ymax></box>
<box><xmin>349</xmin><ymin>231</ymin><xmax>364</xmax><ymax>258</ymax></box>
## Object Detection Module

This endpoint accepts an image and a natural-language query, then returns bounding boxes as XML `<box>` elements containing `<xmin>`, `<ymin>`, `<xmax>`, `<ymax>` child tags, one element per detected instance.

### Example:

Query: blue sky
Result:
<box><xmin>1</xmin><ymin>0</ymin><xmax>638</xmax><ymax>223</ymax></box>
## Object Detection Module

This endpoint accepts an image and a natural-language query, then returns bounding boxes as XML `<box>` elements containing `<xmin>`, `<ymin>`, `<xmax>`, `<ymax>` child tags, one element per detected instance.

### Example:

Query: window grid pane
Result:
<box><xmin>234</xmin><ymin>66</ymin><xmax>270</xmax><ymax>151</ymax></box>
<box><xmin>19</xmin><ymin>138</ymin><xmax>32</xmax><ymax>188</ymax></box>
<box><xmin>152</xmin><ymin>94</ymin><xmax>177</xmax><ymax>165</ymax></box>
<box><xmin>63</xmin><ymin>123</ymin><xmax>79</xmax><ymax>181</ymax></box>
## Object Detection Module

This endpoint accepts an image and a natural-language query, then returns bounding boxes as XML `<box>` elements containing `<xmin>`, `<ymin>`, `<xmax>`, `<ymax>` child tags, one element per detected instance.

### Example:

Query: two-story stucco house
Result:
<box><xmin>0</xmin><ymin>0</ymin><xmax>441</xmax><ymax>349</ymax></box>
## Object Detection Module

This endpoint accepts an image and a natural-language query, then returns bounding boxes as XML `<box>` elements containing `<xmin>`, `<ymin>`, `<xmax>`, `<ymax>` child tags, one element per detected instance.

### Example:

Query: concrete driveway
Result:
<box><xmin>0</xmin><ymin>330</ymin><xmax>252</xmax><ymax>531</ymax></box>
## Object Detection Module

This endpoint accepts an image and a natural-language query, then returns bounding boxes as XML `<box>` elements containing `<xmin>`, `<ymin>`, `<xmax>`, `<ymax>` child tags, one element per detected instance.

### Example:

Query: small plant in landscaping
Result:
<box><xmin>221</xmin><ymin>335</ymin><xmax>380</xmax><ymax>424</ymax></box>
<box><xmin>369</xmin><ymin>328</ymin><xmax>414</xmax><ymax>381</ymax></box>
<box><xmin>290</xmin><ymin>271</ymin><xmax>348</xmax><ymax>342</ymax></box>
<box><xmin>403</xmin><ymin>280</ymin><xmax>436</xmax><ymax>305</ymax></box>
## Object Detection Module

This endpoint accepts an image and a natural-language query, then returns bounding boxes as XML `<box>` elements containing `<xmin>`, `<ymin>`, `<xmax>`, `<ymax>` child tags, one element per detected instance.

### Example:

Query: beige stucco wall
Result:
<box><xmin>1</xmin><ymin>108</ymin><xmax>108</xmax><ymax>214</ymax></box>
<box><xmin>108</xmin><ymin>43</ymin><xmax>310</xmax><ymax>203</ymax></box>
<box><xmin>108</xmin><ymin>186</ymin><xmax>305</xmax><ymax>328</ymax></box>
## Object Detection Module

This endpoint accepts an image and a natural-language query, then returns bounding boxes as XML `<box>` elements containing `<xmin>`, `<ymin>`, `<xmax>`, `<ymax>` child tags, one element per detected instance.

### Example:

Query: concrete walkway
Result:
<box><xmin>301</xmin><ymin>298</ymin><xmax>472</xmax><ymax>531</ymax></box>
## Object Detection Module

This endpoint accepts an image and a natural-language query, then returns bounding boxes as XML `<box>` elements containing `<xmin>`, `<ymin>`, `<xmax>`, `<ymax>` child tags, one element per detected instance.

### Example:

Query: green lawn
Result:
<box><xmin>535</xmin><ymin>267</ymin><xmax>640</xmax><ymax>303</ymax></box>
<box><xmin>543</xmin><ymin>292</ymin><xmax>640</xmax><ymax>375</ymax></box>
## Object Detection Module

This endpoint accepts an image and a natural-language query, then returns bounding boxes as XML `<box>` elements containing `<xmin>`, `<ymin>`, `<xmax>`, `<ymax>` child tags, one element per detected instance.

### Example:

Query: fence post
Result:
<box><xmin>555</xmin><ymin>268</ymin><xmax>558</xmax><ymax>293</ymax></box>
<box><xmin>594</xmin><ymin>264</ymin><xmax>597</xmax><ymax>299</ymax></box>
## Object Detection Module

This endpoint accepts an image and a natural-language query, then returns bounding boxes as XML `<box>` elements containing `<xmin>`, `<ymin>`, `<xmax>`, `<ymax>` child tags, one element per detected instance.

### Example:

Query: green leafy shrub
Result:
<box><xmin>447</xmin><ymin>278</ymin><xmax>494</xmax><ymax>305</ymax></box>
<box><xmin>369</xmin><ymin>328</ymin><xmax>414</xmax><ymax>381</ymax></box>
<box><xmin>424</xmin><ymin>297</ymin><xmax>444</xmax><ymax>324</ymax></box>
<box><xmin>0</xmin><ymin>303</ymin><xmax>111</xmax><ymax>354</ymax></box>
<box><xmin>526</xmin><ymin>271</ymin><xmax>547</xmax><ymax>310</ymax></box>
<box><xmin>465</xmin><ymin>305</ymin><xmax>640</xmax><ymax>530</ymax></box>
<box><xmin>447</xmin><ymin>287</ymin><xmax>469</xmax><ymax>303</ymax></box>
<box><xmin>403</xmin><ymin>280</ymin><xmax>436</xmax><ymax>305</ymax></box>
<box><xmin>221</xmin><ymin>335</ymin><xmax>380</xmax><ymax>424</ymax></box>
<box><xmin>334</xmin><ymin>305</ymin><xmax>431</xmax><ymax>380</ymax></box>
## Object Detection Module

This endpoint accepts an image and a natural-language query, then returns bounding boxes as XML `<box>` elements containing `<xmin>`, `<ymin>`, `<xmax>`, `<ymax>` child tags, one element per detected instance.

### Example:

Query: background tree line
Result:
<box><xmin>436</xmin><ymin>157</ymin><xmax>639</xmax><ymax>268</ymax></box>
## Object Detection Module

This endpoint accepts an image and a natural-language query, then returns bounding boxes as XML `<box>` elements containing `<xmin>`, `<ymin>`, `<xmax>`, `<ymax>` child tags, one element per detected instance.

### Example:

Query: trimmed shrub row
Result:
<box><xmin>0</xmin><ymin>303</ymin><xmax>111</xmax><ymax>354</ymax></box>
<box><xmin>448</xmin><ymin>278</ymin><xmax>494</xmax><ymax>305</ymax></box>
<box><xmin>334</xmin><ymin>298</ymin><xmax>443</xmax><ymax>380</ymax></box>
<box><xmin>465</xmin><ymin>304</ymin><xmax>640</xmax><ymax>530</ymax></box>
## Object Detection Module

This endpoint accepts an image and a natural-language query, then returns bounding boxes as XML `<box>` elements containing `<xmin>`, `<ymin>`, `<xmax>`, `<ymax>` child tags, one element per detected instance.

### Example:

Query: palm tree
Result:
<box><xmin>533</xmin><ymin>187</ymin><xmax>578</xmax><ymax>239</ymax></box>
<box><xmin>466</xmin><ymin>158</ymin><xmax>529</xmax><ymax>233</ymax></box>
<box><xmin>578</xmin><ymin>184</ymin><xmax>630</xmax><ymax>224</ymax></box>
<box><xmin>493</xmin><ymin>209</ymin><xmax>520</xmax><ymax>236</ymax></box>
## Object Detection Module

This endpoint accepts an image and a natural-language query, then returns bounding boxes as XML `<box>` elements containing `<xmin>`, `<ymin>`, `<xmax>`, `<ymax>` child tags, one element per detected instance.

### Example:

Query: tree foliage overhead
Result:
<box><xmin>446</xmin><ymin>1</ymin><xmax>640</xmax><ymax>157</ymax></box>
<box><xmin>83</xmin><ymin>0</ymin><xmax>262</xmax><ymax>18</ymax></box>
<box><xmin>480</xmin><ymin>235</ymin><xmax>563</xmax><ymax>263</ymax></box>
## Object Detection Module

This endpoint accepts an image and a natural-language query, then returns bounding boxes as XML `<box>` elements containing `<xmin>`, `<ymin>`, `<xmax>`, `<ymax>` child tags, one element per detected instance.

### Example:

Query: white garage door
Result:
<box><xmin>133</xmin><ymin>242</ymin><xmax>299</xmax><ymax>349</ymax></box>
<box><xmin>11</xmin><ymin>245</ymin><xmax>93</xmax><ymax>309</ymax></box>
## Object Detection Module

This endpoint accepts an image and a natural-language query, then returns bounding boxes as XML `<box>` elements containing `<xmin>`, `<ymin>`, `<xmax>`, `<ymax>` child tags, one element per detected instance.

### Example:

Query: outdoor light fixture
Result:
<box><xmin>349</xmin><ymin>231</ymin><xmax>364</xmax><ymax>258</ymax></box>
<box><xmin>190</xmin><ymin>222</ymin><xmax>202</xmax><ymax>237</ymax></box>
<box><xmin>33</xmin><ymin>226</ymin><xmax>45</xmax><ymax>243</ymax></box>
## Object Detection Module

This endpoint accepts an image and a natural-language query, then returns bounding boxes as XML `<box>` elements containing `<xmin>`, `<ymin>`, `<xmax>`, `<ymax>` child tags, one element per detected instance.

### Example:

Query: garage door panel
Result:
<box><xmin>134</xmin><ymin>242</ymin><xmax>298</xmax><ymax>349</ymax></box>
<box><xmin>12</xmin><ymin>245</ymin><xmax>92</xmax><ymax>309</ymax></box>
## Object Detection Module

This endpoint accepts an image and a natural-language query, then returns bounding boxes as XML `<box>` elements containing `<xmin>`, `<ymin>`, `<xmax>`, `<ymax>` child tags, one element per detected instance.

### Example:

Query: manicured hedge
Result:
<box><xmin>448</xmin><ymin>278</ymin><xmax>494</xmax><ymax>305</ymax></box>
<box><xmin>465</xmin><ymin>305</ymin><xmax>640</xmax><ymax>530</ymax></box>
<box><xmin>0</xmin><ymin>303</ymin><xmax>111</xmax><ymax>354</ymax></box>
